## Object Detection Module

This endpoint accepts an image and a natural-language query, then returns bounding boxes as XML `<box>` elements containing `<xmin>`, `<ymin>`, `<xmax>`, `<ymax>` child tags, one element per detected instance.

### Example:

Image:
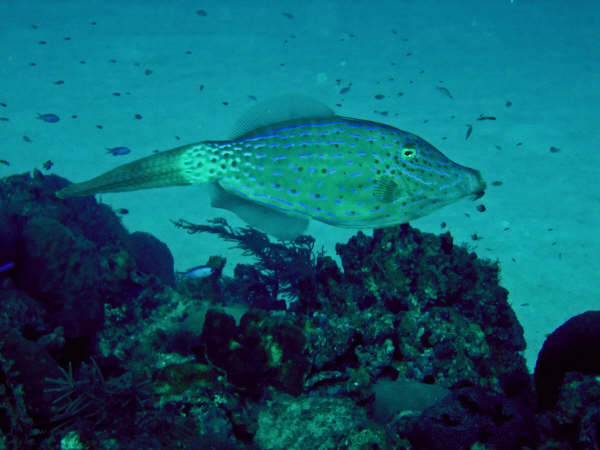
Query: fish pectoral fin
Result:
<box><xmin>373</xmin><ymin>176</ymin><xmax>398</xmax><ymax>204</ymax></box>
<box><xmin>208</xmin><ymin>182</ymin><xmax>309</xmax><ymax>240</ymax></box>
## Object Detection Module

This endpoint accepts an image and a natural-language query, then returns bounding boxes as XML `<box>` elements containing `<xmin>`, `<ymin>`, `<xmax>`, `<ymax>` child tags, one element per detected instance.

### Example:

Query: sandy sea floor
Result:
<box><xmin>1</xmin><ymin>0</ymin><xmax>598</xmax><ymax>371</ymax></box>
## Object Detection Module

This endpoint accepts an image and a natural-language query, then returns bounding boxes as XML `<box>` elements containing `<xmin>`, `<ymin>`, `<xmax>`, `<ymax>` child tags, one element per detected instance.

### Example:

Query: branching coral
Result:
<box><xmin>173</xmin><ymin>217</ymin><xmax>322</xmax><ymax>304</ymax></box>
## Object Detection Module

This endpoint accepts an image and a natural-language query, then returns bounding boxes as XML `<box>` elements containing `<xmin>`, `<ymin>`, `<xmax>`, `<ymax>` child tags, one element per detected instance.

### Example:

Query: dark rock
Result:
<box><xmin>536</xmin><ymin>372</ymin><xmax>600</xmax><ymax>449</ymax></box>
<box><xmin>200</xmin><ymin>309</ymin><xmax>310</xmax><ymax>396</ymax></box>
<box><xmin>0</xmin><ymin>326</ymin><xmax>62</xmax><ymax>426</ymax></box>
<box><xmin>128</xmin><ymin>231</ymin><xmax>175</xmax><ymax>286</ymax></box>
<box><xmin>0</xmin><ymin>173</ymin><xmax>176</xmax><ymax>343</ymax></box>
<box><xmin>405</xmin><ymin>387</ymin><xmax>538</xmax><ymax>449</ymax></box>
<box><xmin>534</xmin><ymin>310</ymin><xmax>600</xmax><ymax>409</ymax></box>
<box><xmin>254</xmin><ymin>393</ymin><xmax>389</xmax><ymax>449</ymax></box>
<box><xmin>16</xmin><ymin>217</ymin><xmax>106</xmax><ymax>337</ymax></box>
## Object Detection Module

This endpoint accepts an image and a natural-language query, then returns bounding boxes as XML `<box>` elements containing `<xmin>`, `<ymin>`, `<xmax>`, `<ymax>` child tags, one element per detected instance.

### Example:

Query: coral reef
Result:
<box><xmin>0</xmin><ymin>171</ymin><xmax>594</xmax><ymax>448</ymax></box>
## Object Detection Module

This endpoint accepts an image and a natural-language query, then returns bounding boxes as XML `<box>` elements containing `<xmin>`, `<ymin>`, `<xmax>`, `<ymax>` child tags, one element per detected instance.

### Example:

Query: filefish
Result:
<box><xmin>56</xmin><ymin>97</ymin><xmax>485</xmax><ymax>239</ymax></box>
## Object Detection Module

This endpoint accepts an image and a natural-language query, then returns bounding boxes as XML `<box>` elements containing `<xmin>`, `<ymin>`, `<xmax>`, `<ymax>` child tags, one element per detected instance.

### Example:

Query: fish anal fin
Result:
<box><xmin>208</xmin><ymin>182</ymin><xmax>308</xmax><ymax>240</ymax></box>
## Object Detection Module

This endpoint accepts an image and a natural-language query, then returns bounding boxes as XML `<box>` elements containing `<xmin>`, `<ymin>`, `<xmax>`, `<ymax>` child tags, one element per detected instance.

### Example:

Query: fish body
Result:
<box><xmin>107</xmin><ymin>146</ymin><xmax>131</xmax><ymax>156</ymax></box>
<box><xmin>465</xmin><ymin>124</ymin><xmax>473</xmax><ymax>140</ymax></box>
<box><xmin>178</xmin><ymin>265</ymin><xmax>214</xmax><ymax>280</ymax></box>
<box><xmin>57</xmin><ymin>101</ymin><xmax>485</xmax><ymax>238</ymax></box>
<box><xmin>207</xmin><ymin>116</ymin><xmax>484</xmax><ymax>229</ymax></box>
<box><xmin>435</xmin><ymin>86</ymin><xmax>453</xmax><ymax>99</ymax></box>
<box><xmin>0</xmin><ymin>262</ymin><xmax>15</xmax><ymax>273</ymax></box>
<box><xmin>37</xmin><ymin>113</ymin><xmax>60</xmax><ymax>123</ymax></box>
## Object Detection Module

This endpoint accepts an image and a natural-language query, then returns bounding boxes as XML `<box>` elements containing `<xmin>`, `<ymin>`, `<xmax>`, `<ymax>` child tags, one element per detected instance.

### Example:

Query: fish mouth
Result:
<box><xmin>465</xmin><ymin>168</ymin><xmax>486</xmax><ymax>200</ymax></box>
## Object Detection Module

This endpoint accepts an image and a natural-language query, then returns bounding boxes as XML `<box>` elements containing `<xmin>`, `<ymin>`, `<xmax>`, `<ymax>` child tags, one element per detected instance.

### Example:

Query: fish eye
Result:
<box><xmin>400</xmin><ymin>143</ymin><xmax>417</xmax><ymax>160</ymax></box>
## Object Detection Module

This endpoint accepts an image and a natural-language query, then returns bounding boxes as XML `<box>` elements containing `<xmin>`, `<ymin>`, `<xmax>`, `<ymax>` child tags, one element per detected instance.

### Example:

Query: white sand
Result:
<box><xmin>2</xmin><ymin>0</ymin><xmax>598</xmax><ymax>372</ymax></box>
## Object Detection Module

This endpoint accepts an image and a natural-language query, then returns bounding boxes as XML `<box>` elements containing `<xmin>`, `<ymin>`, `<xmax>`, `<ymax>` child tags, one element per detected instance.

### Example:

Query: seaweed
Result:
<box><xmin>43</xmin><ymin>359</ymin><xmax>196</xmax><ymax>446</ymax></box>
<box><xmin>172</xmin><ymin>217</ymin><xmax>322</xmax><ymax>305</ymax></box>
<box><xmin>44</xmin><ymin>359</ymin><xmax>152</xmax><ymax>432</ymax></box>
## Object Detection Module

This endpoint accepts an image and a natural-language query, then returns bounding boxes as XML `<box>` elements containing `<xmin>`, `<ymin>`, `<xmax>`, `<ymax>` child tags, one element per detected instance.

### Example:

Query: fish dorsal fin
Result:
<box><xmin>231</xmin><ymin>95</ymin><xmax>335</xmax><ymax>139</ymax></box>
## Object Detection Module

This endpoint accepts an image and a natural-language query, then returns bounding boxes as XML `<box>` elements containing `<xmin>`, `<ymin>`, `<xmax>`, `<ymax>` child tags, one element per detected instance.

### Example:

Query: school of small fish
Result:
<box><xmin>56</xmin><ymin>99</ymin><xmax>485</xmax><ymax>239</ymax></box>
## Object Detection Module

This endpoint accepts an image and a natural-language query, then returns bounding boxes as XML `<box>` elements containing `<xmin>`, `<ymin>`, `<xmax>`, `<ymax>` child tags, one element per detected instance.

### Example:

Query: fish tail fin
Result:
<box><xmin>56</xmin><ymin>143</ymin><xmax>215</xmax><ymax>198</ymax></box>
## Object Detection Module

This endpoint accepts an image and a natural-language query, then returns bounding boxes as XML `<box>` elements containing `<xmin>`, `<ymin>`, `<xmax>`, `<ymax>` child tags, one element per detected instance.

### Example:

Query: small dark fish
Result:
<box><xmin>465</xmin><ymin>124</ymin><xmax>473</xmax><ymax>140</ymax></box>
<box><xmin>339</xmin><ymin>86</ymin><xmax>351</xmax><ymax>95</ymax></box>
<box><xmin>0</xmin><ymin>160</ymin><xmax>9</xmax><ymax>166</ymax></box>
<box><xmin>282</xmin><ymin>12</ymin><xmax>294</xmax><ymax>19</ymax></box>
<box><xmin>23</xmin><ymin>135</ymin><xmax>32</xmax><ymax>142</ymax></box>
<box><xmin>0</xmin><ymin>117</ymin><xmax>9</xmax><ymax>121</ymax></box>
<box><xmin>0</xmin><ymin>262</ymin><xmax>15</xmax><ymax>273</ymax></box>
<box><xmin>549</xmin><ymin>146</ymin><xmax>560</xmax><ymax>153</ymax></box>
<box><xmin>115</xmin><ymin>208</ymin><xmax>129</xmax><ymax>215</ymax></box>
<box><xmin>178</xmin><ymin>265</ymin><xmax>213</xmax><ymax>280</ymax></box>
<box><xmin>107</xmin><ymin>146</ymin><xmax>131</xmax><ymax>156</ymax></box>
<box><xmin>477</xmin><ymin>115</ymin><xmax>496</xmax><ymax>121</ymax></box>
<box><xmin>435</xmin><ymin>86</ymin><xmax>453</xmax><ymax>99</ymax></box>
<box><xmin>43</xmin><ymin>160</ymin><xmax>54</xmax><ymax>170</ymax></box>
<box><xmin>38</xmin><ymin>113</ymin><xmax>60</xmax><ymax>123</ymax></box>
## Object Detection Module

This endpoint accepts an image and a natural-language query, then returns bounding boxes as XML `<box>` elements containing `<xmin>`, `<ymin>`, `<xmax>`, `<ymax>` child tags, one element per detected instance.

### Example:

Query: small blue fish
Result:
<box><xmin>177</xmin><ymin>265</ymin><xmax>213</xmax><ymax>280</ymax></box>
<box><xmin>0</xmin><ymin>262</ymin><xmax>15</xmax><ymax>273</ymax></box>
<box><xmin>107</xmin><ymin>147</ymin><xmax>131</xmax><ymax>156</ymax></box>
<box><xmin>37</xmin><ymin>113</ymin><xmax>60</xmax><ymax>123</ymax></box>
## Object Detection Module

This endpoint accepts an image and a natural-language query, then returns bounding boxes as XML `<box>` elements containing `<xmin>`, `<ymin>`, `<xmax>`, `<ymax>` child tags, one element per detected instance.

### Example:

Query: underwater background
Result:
<box><xmin>1</xmin><ymin>1</ymin><xmax>599</xmax><ymax>448</ymax></box>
